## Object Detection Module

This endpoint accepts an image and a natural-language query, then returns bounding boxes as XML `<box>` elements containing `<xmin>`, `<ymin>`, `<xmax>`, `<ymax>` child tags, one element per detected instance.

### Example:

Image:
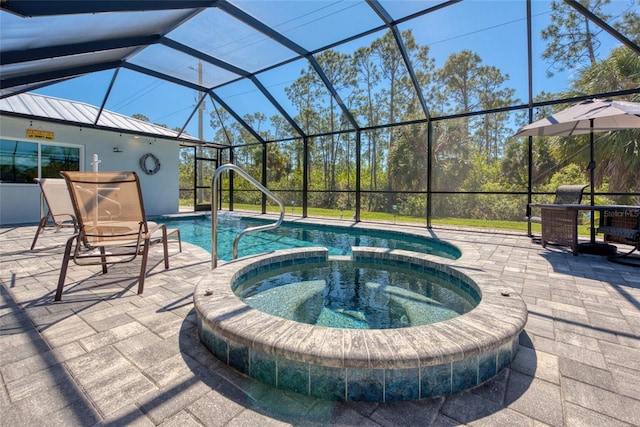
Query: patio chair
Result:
<box><xmin>55</xmin><ymin>171</ymin><xmax>170</xmax><ymax>301</ymax></box>
<box><xmin>597</xmin><ymin>208</ymin><xmax>640</xmax><ymax>267</ymax></box>
<box><xmin>527</xmin><ymin>184</ymin><xmax>588</xmax><ymax>238</ymax></box>
<box><xmin>31</xmin><ymin>178</ymin><xmax>78</xmax><ymax>250</ymax></box>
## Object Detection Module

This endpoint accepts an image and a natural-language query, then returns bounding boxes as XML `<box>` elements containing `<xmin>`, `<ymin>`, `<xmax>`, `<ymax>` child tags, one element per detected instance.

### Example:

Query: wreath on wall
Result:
<box><xmin>139</xmin><ymin>153</ymin><xmax>161</xmax><ymax>175</ymax></box>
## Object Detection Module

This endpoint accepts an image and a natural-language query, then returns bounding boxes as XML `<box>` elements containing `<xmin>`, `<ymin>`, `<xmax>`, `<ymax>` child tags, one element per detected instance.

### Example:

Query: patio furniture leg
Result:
<box><xmin>55</xmin><ymin>235</ymin><xmax>76</xmax><ymax>301</ymax></box>
<box><xmin>99</xmin><ymin>247</ymin><xmax>108</xmax><ymax>274</ymax></box>
<box><xmin>167</xmin><ymin>228</ymin><xmax>182</xmax><ymax>252</ymax></box>
<box><xmin>137</xmin><ymin>237</ymin><xmax>151</xmax><ymax>295</ymax></box>
<box><xmin>161</xmin><ymin>225</ymin><xmax>169</xmax><ymax>269</ymax></box>
<box><xmin>30</xmin><ymin>214</ymin><xmax>50</xmax><ymax>250</ymax></box>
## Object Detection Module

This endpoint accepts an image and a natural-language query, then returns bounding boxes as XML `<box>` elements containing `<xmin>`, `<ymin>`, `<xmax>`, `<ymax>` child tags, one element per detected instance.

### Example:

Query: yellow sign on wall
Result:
<box><xmin>26</xmin><ymin>129</ymin><xmax>54</xmax><ymax>140</ymax></box>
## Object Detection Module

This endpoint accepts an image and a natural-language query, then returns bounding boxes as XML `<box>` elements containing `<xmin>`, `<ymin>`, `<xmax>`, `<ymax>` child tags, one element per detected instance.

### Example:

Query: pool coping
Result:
<box><xmin>193</xmin><ymin>246</ymin><xmax>528</xmax><ymax>370</ymax></box>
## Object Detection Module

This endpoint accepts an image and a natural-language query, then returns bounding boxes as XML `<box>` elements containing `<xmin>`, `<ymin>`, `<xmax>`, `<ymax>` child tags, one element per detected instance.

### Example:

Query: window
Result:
<box><xmin>0</xmin><ymin>139</ymin><xmax>80</xmax><ymax>183</ymax></box>
<box><xmin>0</xmin><ymin>140</ymin><xmax>37</xmax><ymax>183</ymax></box>
<box><xmin>41</xmin><ymin>144</ymin><xmax>80</xmax><ymax>178</ymax></box>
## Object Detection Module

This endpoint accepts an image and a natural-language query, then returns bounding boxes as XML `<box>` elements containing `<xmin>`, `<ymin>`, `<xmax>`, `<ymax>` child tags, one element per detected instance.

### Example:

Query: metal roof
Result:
<box><xmin>1</xmin><ymin>1</ymin><xmax>639</xmax><ymax>145</ymax></box>
<box><xmin>0</xmin><ymin>92</ymin><xmax>201</xmax><ymax>143</ymax></box>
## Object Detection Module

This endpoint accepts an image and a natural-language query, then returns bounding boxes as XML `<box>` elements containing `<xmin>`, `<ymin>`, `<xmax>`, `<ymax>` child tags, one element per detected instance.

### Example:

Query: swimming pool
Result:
<box><xmin>158</xmin><ymin>213</ymin><xmax>460</xmax><ymax>261</ymax></box>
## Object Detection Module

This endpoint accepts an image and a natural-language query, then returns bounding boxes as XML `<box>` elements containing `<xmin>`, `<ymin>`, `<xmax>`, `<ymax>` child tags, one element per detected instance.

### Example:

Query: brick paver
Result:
<box><xmin>1</xmin><ymin>220</ymin><xmax>639</xmax><ymax>426</ymax></box>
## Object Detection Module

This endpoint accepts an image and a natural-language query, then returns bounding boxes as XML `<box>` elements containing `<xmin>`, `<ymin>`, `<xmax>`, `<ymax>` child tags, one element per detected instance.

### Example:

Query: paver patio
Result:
<box><xmin>1</xmin><ymin>218</ymin><xmax>639</xmax><ymax>426</ymax></box>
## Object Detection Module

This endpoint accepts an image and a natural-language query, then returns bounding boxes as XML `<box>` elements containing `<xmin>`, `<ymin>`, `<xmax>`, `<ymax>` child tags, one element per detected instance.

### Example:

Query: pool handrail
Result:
<box><xmin>211</xmin><ymin>163</ymin><xmax>285</xmax><ymax>268</ymax></box>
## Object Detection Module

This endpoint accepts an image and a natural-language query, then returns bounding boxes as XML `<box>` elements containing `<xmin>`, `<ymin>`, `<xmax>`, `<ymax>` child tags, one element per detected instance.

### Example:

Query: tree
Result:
<box><xmin>132</xmin><ymin>113</ymin><xmax>150</xmax><ymax>122</ymax></box>
<box><xmin>285</xmin><ymin>72</ymin><xmax>323</xmax><ymax>135</ymax></box>
<box><xmin>430</xmin><ymin>117</ymin><xmax>472</xmax><ymax>193</ymax></box>
<box><xmin>573</xmin><ymin>45</ymin><xmax>640</xmax><ymax>94</ymax></box>
<box><xmin>353</xmin><ymin>46</ymin><xmax>382</xmax><ymax>199</ymax></box>
<box><xmin>571</xmin><ymin>46</ymin><xmax>640</xmax><ymax>198</ymax></box>
<box><xmin>616</xmin><ymin>4</ymin><xmax>640</xmax><ymax>44</ymax></box>
<box><xmin>369</xmin><ymin>30</ymin><xmax>433</xmax><ymax>202</ymax></box>
<box><xmin>388</xmin><ymin>125</ymin><xmax>427</xmax><ymax>192</ymax></box>
<box><xmin>435</xmin><ymin>50</ymin><xmax>482</xmax><ymax>114</ymax></box>
<box><xmin>434</xmin><ymin>50</ymin><xmax>482</xmax><ymax>151</ymax></box>
<box><xmin>433</xmin><ymin>50</ymin><xmax>516</xmax><ymax>163</ymax></box>
<box><xmin>474</xmin><ymin>66</ymin><xmax>517</xmax><ymax>158</ymax></box>
<box><xmin>540</xmin><ymin>0</ymin><xmax>611</xmax><ymax>77</ymax></box>
<box><xmin>313</xmin><ymin>50</ymin><xmax>357</xmax><ymax>205</ymax></box>
<box><xmin>179</xmin><ymin>147</ymin><xmax>195</xmax><ymax>194</ymax></box>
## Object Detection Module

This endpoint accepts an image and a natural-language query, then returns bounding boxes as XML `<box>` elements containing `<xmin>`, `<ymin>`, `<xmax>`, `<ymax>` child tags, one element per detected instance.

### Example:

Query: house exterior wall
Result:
<box><xmin>0</xmin><ymin>115</ymin><xmax>180</xmax><ymax>225</ymax></box>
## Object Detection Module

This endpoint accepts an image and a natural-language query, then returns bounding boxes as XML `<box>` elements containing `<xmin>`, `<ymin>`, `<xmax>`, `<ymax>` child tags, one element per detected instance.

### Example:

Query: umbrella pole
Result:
<box><xmin>589</xmin><ymin>120</ymin><xmax>595</xmax><ymax>245</ymax></box>
<box><xmin>579</xmin><ymin>119</ymin><xmax>615</xmax><ymax>256</ymax></box>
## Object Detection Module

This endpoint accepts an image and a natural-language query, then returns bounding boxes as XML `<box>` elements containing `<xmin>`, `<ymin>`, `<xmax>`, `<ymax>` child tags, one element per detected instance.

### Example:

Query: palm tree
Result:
<box><xmin>572</xmin><ymin>47</ymin><xmax>640</xmax><ymax>200</ymax></box>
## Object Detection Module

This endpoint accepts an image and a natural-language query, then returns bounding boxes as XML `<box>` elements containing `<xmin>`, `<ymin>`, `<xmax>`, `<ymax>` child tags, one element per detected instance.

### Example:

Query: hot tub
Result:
<box><xmin>194</xmin><ymin>247</ymin><xmax>527</xmax><ymax>402</ymax></box>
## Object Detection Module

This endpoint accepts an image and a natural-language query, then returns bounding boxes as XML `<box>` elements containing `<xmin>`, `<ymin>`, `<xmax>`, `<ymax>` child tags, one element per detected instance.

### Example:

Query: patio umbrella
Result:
<box><xmin>515</xmin><ymin>98</ymin><xmax>640</xmax><ymax>251</ymax></box>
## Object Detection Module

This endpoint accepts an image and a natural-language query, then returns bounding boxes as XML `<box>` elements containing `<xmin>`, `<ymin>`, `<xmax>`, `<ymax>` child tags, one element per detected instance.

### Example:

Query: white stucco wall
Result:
<box><xmin>0</xmin><ymin>115</ymin><xmax>180</xmax><ymax>225</ymax></box>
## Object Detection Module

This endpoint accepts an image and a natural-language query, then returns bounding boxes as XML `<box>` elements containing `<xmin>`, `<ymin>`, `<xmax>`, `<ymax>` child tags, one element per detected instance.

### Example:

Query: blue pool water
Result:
<box><xmin>235</xmin><ymin>259</ymin><xmax>476</xmax><ymax>329</ymax></box>
<box><xmin>157</xmin><ymin>214</ymin><xmax>460</xmax><ymax>261</ymax></box>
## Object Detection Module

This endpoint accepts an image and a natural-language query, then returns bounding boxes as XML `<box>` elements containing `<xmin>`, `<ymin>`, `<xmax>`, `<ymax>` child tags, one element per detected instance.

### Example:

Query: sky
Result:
<box><xmin>14</xmin><ymin>0</ymin><xmax>635</xmax><ymax>141</ymax></box>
